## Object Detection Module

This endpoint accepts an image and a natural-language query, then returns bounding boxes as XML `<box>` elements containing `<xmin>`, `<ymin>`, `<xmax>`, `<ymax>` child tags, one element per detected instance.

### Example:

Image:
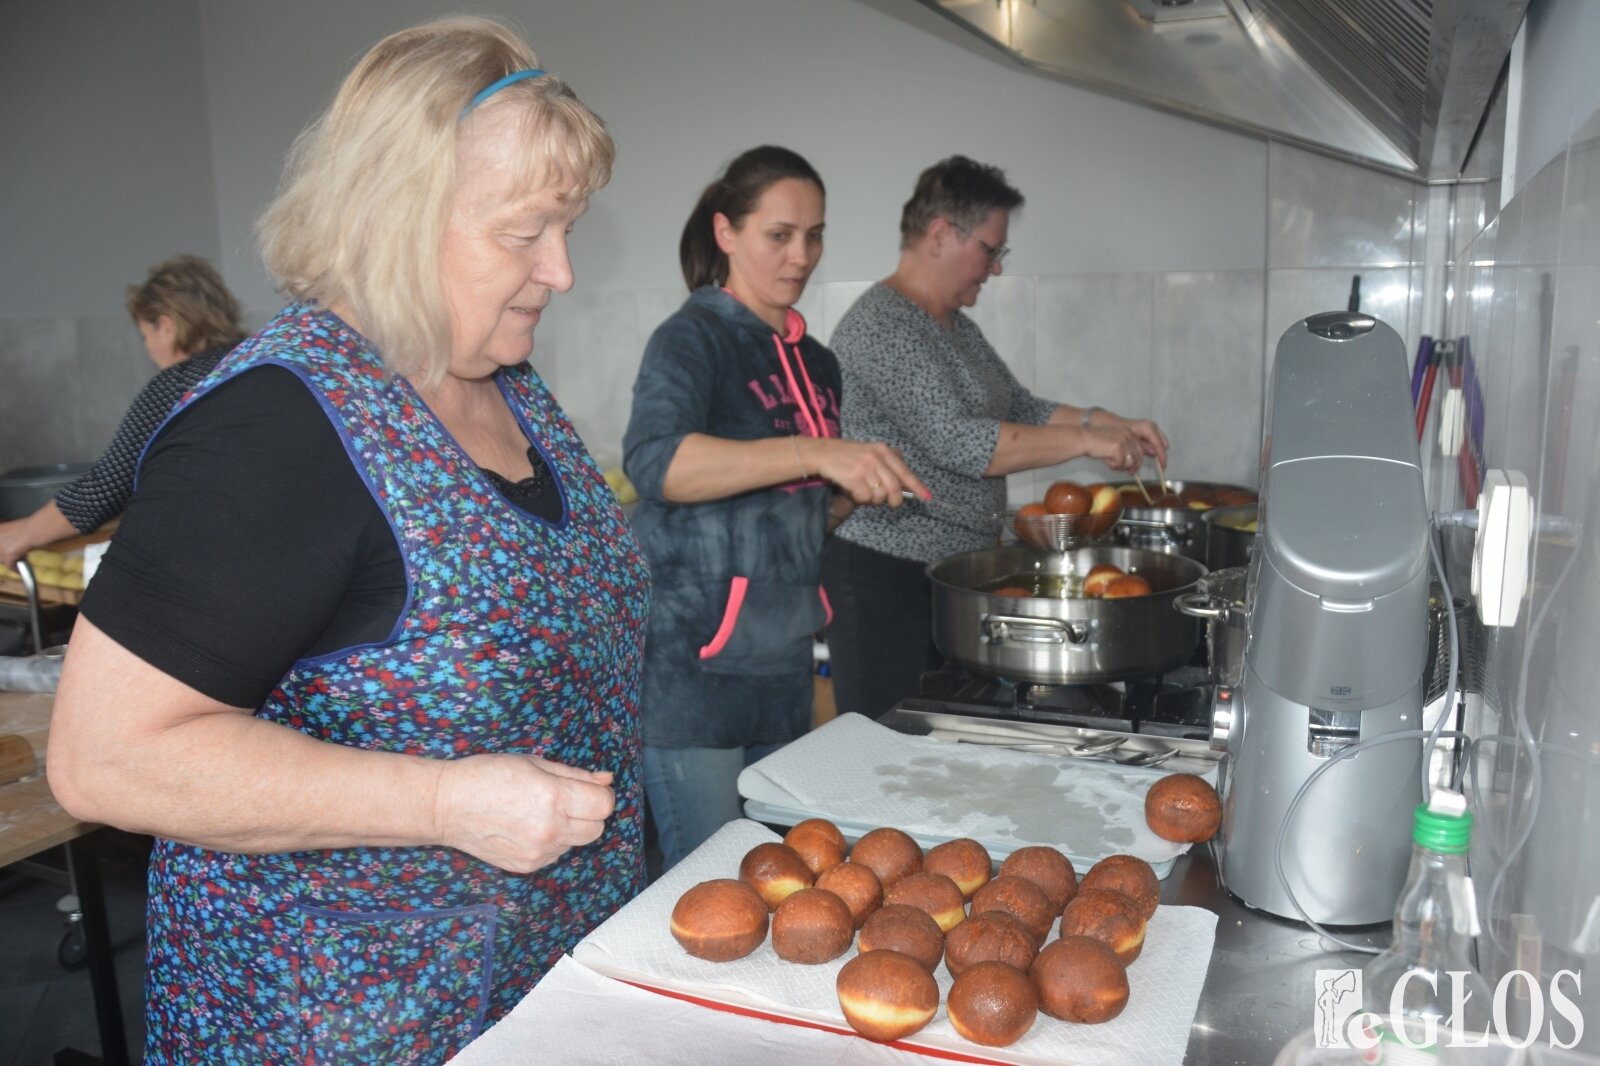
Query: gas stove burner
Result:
<box><xmin>904</xmin><ymin>665</ymin><xmax>1212</xmax><ymax>741</ymax></box>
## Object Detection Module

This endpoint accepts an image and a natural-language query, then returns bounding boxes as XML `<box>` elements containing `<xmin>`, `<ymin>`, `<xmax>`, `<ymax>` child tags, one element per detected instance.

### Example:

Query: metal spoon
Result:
<box><xmin>952</xmin><ymin>735</ymin><xmax>1127</xmax><ymax>758</ymax></box>
<box><xmin>1111</xmin><ymin>746</ymin><xmax>1177</xmax><ymax>768</ymax></box>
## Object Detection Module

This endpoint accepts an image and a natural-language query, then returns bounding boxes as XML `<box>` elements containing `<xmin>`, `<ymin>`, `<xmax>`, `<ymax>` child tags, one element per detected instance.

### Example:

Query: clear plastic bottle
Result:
<box><xmin>1360</xmin><ymin>791</ymin><xmax>1493</xmax><ymax>1062</ymax></box>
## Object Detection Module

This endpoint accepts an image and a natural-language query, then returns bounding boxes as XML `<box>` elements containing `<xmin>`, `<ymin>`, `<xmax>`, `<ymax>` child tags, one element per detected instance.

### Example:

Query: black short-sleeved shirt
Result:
<box><xmin>81</xmin><ymin>365</ymin><xmax>559</xmax><ymax>708</ymax></box>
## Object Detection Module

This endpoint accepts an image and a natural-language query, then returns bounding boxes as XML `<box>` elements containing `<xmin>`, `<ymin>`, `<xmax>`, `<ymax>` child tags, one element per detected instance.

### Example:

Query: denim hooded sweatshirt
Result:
<box><xmin>624</xmin><ymin>286</ymin><xmax>841</xmax><ymax>748</ymax></box>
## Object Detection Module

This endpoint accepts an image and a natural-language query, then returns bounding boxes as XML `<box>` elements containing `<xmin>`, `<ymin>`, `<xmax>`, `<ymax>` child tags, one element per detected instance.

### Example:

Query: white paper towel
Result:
<box><xmin>738</xmin><ymin>713</ymin><xmax>1208</xmax><ymax>874</ymax></box>
<box><xmin>454</xmin><ymin>955</ymin><xmax>934</xmax><ymax>1066</ymax></box>
<box><xmin>572</xmin><ymin>820</ymin><xmax>1217</xmax><ymax>1066</ymax></box>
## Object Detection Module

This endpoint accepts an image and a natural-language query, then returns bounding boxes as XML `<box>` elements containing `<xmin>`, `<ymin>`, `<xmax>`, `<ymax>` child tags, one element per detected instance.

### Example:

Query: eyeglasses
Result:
<box><xmin>949</xmin><ymin>221</ymin><xmax>1009</xmax><ymax>267</ymax></box>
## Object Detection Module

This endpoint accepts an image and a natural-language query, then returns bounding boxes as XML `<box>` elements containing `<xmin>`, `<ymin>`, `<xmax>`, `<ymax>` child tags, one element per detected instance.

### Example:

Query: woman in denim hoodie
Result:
<box><xmin>624</xmin><ymin>146</ymin><xmax>927</xmax><ymax>870</ymax></box>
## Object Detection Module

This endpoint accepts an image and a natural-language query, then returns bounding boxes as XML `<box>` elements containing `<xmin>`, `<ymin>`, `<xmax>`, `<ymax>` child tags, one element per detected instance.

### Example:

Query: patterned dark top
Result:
<box><xmin>830</xmin><ymin>283</ymin><xmax>1055</xmax><ymax>563</ymax></box>
<box><xmin>130</xmin><ymin>306</ymin><xmax>651</xmax><ymax>1063</ymax></box>
<box><xmin>54</xmin><ymin>346</ymin><xmax>229</xmax><ymax>532</ymax></box>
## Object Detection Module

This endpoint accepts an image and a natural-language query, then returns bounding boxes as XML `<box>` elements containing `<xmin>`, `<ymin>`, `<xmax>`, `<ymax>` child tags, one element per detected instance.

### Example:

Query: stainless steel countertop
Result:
<box><xmin>873</xmin><ymin>703</ymin><xmax>1390</xmax><ymax>1063</ymax></box>
<box><xmin>1162</xmin><ymin>839</ymin><xmax>1386</xmax><ymax>1064</ymax></box>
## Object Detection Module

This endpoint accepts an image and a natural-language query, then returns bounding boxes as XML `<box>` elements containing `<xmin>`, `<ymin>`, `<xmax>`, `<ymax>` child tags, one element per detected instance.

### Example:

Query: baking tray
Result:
<box><xmin>572</xmin><ymin>820</ymin><xmax>1217</xmax><ymax>1066</ymax></box>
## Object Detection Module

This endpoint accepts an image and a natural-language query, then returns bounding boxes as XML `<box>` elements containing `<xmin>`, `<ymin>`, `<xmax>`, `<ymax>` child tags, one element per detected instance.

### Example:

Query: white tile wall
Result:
<box><xmin>1267</xmin><ymin>142</ymin><xmax>1421</xmax><ymax>268</ymax></box>
<box><xmin>1149</xmin><ymin>271</ymin><xmax>1266</xmax><ymax>491</ymax></box>
<box><xmin>0</xmin><ymin>144</ymin><xmax>1430</xmax><ymax>523</ymax></box>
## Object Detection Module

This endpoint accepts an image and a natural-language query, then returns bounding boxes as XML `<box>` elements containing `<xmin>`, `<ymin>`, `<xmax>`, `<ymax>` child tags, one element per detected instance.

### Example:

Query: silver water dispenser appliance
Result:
<box><xmin>1215</xmin><ymin>312</ymin><xmax>1430</xmax><ymax>925</ymax></box>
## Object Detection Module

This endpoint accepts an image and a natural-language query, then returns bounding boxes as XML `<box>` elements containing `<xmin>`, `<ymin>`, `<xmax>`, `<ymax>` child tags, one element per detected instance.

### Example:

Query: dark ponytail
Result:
<box><xmin>679</xmin><ymin>145</ymin><xmax>825</xmax><ymax>291</ymax></box>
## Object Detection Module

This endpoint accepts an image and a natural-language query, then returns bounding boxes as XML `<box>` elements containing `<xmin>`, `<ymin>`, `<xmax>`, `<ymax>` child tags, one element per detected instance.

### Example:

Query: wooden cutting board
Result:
<box><xmin>0</xmin><ymin>732</ymin><xmax>35</xmax><ymax>785</ymax></box>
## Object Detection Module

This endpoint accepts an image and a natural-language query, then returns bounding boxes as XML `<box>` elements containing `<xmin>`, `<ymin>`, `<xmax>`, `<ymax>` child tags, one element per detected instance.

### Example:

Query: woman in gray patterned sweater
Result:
<box><xmin>822</xmin><ymin>156</ymin><xmax>1169</xmax><ymax>719</ymax></box>
<box><xmin>0</xmin><ymin>255</ymin><xmax>245</xmax><ymax>568</ymax></box>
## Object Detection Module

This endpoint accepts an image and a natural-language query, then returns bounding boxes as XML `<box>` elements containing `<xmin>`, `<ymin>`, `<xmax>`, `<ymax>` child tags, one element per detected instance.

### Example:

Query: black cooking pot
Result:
<box><xmin>927</xmin><ymin>544</ymin><xmax>1206</xmax><ymax>685</ymax></box>
<box><xmin>0</xmin><ymin>464</ymin><xmax>92</xmax><ymax>520</ymax></box>
<box><xmin>1201</xmin><ymin>504</ymin><xmax>1258</xmax><ymax>571</ymax></box>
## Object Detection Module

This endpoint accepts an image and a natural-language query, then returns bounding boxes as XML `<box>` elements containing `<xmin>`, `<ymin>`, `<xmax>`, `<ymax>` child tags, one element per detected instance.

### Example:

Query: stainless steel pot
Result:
<box><xmin>927</xmin><ymin>545</ymin><xmax>1206</xmax><ymax>684</ymax></box>
<box><xmin>1111</xmin><ymin>479</ymin><xmax>1256</xmax><ymax>563</ymax></box>
<box><xmin>1200</xmin><ymin>503</ymin><xmax>1258</xmax><ymax>571</ymax></box>
<box><xmin>1173</xmin><ymin>566</ymin><xmax>1248</xmax><ymax>686</ymax></box>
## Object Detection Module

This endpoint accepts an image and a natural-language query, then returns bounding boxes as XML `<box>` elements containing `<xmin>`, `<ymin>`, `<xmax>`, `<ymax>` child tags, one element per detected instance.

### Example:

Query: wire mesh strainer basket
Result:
<box><xmin>1009</xmin><ymin>508</ymin><xmax>1122</xmax><ymax>551</ymax></box>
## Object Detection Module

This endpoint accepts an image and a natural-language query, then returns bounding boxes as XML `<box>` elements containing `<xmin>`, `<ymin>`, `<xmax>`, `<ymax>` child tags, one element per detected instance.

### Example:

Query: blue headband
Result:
<box><xmin>463</xmin><ymin>68</ymin><xmax>545</xmax><ymax>115</ymax></box>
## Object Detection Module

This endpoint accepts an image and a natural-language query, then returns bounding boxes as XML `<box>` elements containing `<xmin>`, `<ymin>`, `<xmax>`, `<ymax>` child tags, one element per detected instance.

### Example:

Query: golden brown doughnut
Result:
<box><xmin>970</xmin><ymin>874</ymin><xmax>1055</xmax><ymax>945</ymax></box>
<box><xmin>669</xmin><ymin>879</ymin><xmax>770</xmax><ymax>962</ymax></box>
<box><xmin>850</xmin><ymin>827</ymin><xmax>923</xmax><ymax>892</ymax></box>
<box><xmin>883</xmin><ymin>872</ymin><xmax>966</xmax><ymax>933</ymax></box>
<box><xmin>738</xmin><ymin>842</ymin><xmax>815</xmax><ymax>910</ymax></box>
<box><xmin>947</xmin><ymin>960</ymin><xmax>1039</xmax><ymax>1047</ymax></box>
<box><xmin>836</xmin><ymin>950</ymin><xmax>940</xmax><ymax>1042</ymax></box>
<box><xmin>1058</xmin><ymin>888</ymin><xmax>1147</xmax><ymax>965</ymax></box>
<box><xmin>857</xmin><ymin>903</ymin><xmax>945</xmax><ymax>972</ymax></box>
<box><xmin>1030</xmin><ymin>935</ymin><xmax>1130</xmax><ymax>1024</ymax></box>
<box><xmin>784</xmin><ymin>818</ymin><xmax>849</xmax><ymax>875</ymax></box>
<box><xmin>1080</xmin><ymin>853</ymin><xmax>1161</xmax><ymax>920</ymax></box>
<box><xmin>998</xmin><ymin>845</ymin><xmax>1078</xmax><ymax>915</ymax></box>
<box><xmin>923</xmin><ymin>838</ymin><xmax>992</xmax><ymax>900</ymax></box>
<box><xmin>814</xmin><ymin>861</ymin><xmax>882</xmax><ymax>929</ymax></box>
<box><xmin>943</xmin><ymin>909</ymin><xmax>1037</xmax><ymax>978</ymax></box>
<box><xmin>772</xmin><ymin>887</ymin><xmax>855</xmax><ymax>964</ymax></box>
<box><xmin>1144</xmin><ymin>773</ymin><xmax>1222</xmax><ymax>843</ymax></box>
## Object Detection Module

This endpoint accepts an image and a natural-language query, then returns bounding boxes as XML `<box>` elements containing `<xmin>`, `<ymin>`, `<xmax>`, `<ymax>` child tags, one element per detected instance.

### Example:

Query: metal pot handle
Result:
<box><xmin>981</xmin><ymin>614</ymin><xmax>1090</xmax><ymax>646</ymax></box>
<box><xmin>1115</xmin><ymin>515</ymin><xmax>1195</xmax><ymax>544</ymax></box>
<box><xmin>1173</xmin><ymin>592</ymin><xmax>1227</xmax><ymax>620</ymax></box>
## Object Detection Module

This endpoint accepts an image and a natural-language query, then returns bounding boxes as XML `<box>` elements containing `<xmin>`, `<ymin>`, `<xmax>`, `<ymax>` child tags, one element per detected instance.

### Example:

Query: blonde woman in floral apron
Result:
<box><xmin>49</xmin><ymin>17</ymin><xmax>648</xmax><ymax>1063</ymax></box>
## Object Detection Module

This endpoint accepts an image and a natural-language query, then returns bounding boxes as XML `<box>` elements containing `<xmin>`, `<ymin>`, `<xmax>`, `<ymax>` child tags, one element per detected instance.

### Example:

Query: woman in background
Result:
<box><xmin>49</xmin><ymin>18</ymin><xmax>646</xmax><ymax>1062</ymax></box>
<box><xmin>623</xmin><ymin>146</ymin><xmax>926</xmax><ymax>871</ymax></box>
<box><xmin>823</xmin><ymin>156</ymin><xmax>1169</xmax><ymax>720</ymax></box>
<box><xmin>0</xmin><ymin>255</ymin><xmax>245</xmax><ymax>567</ymax></box>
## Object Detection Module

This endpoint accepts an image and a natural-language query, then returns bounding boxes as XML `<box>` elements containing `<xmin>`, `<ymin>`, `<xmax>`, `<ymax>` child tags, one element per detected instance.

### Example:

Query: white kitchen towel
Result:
<box><xmin>454</xmin><ymin>954</ymin><xmax>937</xmax><ymax>1066</ymax></box>
<box><xmin>572</xmin><ymin>820</ymin><xmax>1218</xmax><ymax>1066</ymax></box>
<box><xmin>738</xmin><ymin>712</ymin><xmax>1208</xmax><ymax>871</ymax></box>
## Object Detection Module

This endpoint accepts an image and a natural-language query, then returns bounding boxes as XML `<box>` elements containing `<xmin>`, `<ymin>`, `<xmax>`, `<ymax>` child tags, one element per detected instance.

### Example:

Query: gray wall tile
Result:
<box><xmin>1268</xmin><ymin>142</ymin><xmax>1423</xmax><ymax>268</ymax></box>
<box><xmin>0</xmin><ymin>317</ymin><xmax>83</xmax><ymax>470</ymax></box>
<box><xmin>1021</xmin><ymin>273</ymin><xmax>1155</xmax><ymax>503</ymax></box>
<box><xmin>1150</xmin><ymin>271</ymin><xmax>1265</xmax><ymax>490</ymax></box>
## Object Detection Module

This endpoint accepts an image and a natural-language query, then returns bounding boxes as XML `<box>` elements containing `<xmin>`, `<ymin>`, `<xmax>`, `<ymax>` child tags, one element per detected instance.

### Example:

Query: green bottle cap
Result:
<box><xmin>1412</xmin><ymin>803</ymin><xmax>1473</xmax><ymax>853</ymax></box>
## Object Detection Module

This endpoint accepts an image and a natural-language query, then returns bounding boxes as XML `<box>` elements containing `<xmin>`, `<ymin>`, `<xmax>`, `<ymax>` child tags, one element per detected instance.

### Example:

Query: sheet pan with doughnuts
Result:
<box><xmin>574</xmin><ymin>820</ymin><xmax>1217</xmax><ymax>1065</ymax></box>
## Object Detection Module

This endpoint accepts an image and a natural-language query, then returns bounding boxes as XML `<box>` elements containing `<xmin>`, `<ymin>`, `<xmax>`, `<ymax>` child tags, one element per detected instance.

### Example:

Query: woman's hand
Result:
<box><xmin>799</xmin><ymin>437</ymin><xmax>931</xmax><ymax>508</ymax></box>
<box><xmin>1080</xmin><ymin>424</ymin><xmax>1148</xmax><ymax>474</ymax></box>
<box><xmin>1116</xmin><ymin>417</ymin><xmax>1169</xmax><ymax>468</ymax></box>
<box><xmin>0</xmin><ymin>519</ymin><xmax>29</xmax><ymax>570</ymax></box>
<box><xmin>0</xmin><ymin>503</ymin><xmax>76</xmax><ymax>569</ymax></box>
<box><xmin>433</xmin><ymin>754</ymin><xmax>618</xmax><ymax>874</ymax></box>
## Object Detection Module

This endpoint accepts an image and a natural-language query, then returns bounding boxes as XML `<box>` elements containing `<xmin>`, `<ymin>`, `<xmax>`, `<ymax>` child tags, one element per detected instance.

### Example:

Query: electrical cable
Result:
<box><xmin>1272</xmin><ymin>728</ymin><xmax>1472</xmax><ymax>955</ymax></box>
<box><xmin>1422</xmin><ymin>532</ymin><xmax>1461</xmax><ymax>801</ymax></box>
<box><xmin>1470</xmin><ymin>538</ymin><xmax>1580</xmax><ymax>953</ymax></box>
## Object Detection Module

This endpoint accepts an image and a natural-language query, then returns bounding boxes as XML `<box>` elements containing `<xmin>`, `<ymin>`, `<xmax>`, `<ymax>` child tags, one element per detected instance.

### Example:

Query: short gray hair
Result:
<box><xmin>899</xmin><ymin>155</ymin><xmax>1024</xmax><ymax>248</ymax></box>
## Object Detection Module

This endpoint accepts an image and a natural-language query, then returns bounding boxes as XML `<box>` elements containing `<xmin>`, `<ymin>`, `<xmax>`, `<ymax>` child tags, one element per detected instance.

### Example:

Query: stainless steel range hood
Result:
<box><xmin>887</xmin><ymin>0</ymin><xmax>1526</xmax><ymax>179</ymax></box>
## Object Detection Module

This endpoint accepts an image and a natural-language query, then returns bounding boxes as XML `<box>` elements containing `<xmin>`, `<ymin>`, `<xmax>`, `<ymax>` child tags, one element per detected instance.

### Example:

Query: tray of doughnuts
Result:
<box><xmin>573</xmin><ymin>819</ymin><xmax>1217</xmax><ymax>1065</ymax></box>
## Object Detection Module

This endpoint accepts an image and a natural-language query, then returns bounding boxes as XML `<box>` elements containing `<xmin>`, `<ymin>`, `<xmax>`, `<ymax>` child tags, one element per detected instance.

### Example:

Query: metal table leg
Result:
<box><xmin>16</xmin><ymin>559</ymin><xmax>45</xmax><ymax>655</ymax></box>
<box><xmin>56</xmin><ymin>830</ymin><xmax>131</xmax><ymax>1066</ymax></box>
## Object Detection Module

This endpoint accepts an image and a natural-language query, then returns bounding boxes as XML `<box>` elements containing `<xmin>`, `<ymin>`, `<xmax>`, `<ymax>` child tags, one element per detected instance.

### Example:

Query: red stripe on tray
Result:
<box><xmin>614</xmin><ymin>978</ymin><xmax>1010</xmax><ymax>1065</ymax></box>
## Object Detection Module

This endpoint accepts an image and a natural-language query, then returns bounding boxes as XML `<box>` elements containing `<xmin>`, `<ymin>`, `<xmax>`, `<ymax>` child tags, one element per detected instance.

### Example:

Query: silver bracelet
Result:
<box><xmin>1081</xmin><ymin>405</ymin><xmax>1102</xmax><ymax>428</ymax></box>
